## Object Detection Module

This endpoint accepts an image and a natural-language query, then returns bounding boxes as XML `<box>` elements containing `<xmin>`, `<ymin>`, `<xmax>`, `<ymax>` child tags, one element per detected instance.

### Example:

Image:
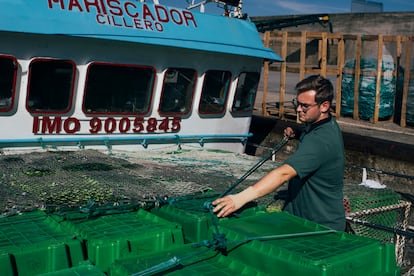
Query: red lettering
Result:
<box><xmin>171</xmin><ymin>117</ymin><xmax>181</xmax><ymax>132</ymax></box>
<box><xmin>63</xmin><ymin>117</ymin><xmax>81</xmax><ymax>134</ymax></box>
<box><xmin>183</xmin><ymin>10</ymin><xmax>197</xmax><ymax>27</ymax></box>
<box><xmin>158</xmin><ymin>117</ymin><xmax>169</xmax><ymax>132</ymax></box>
<box><xmin>112</xmin><ymin>15</ymin><xmax>122</xmax><ymax>27</ymax></box>
<box><xmin>119</xmin><ymin>117</ymin><xmax>131</xmax><ymax>133</ymax></box>
<box><xmin>133</xmin><ymin>18</ymin><xmax>144</xmax><ymax>29</ymax></box>
<box><xmin>99</xmin><ymin>0</ymin><xmax>107</xmax><ymax>14</ymax></box>
<box><xmin>32</xmin><ymin>117</ymin><xmax>181</xmax><ymax>135</ymax></box>
<box><xmin>133</xmin><ymin>117</ymin><xmax>144</xmax><ymax>133</ymax></box>
<box><xmin>170</xmin><ymin>9</ymin><xmax>183</xmax><ymax>25</ymax></box>
<box><xmin>48</xmin><ymin>0</ymin><xmax>64</xmax><ymax>9</ymax></box>
<box><xmin>84</xmin><ymin>0</ymin><xmax>101</xmax><ymax>13</ymax></box>
<box><xmin>49</xmin><ymin>1</ymin><xmax>192</xmax><ymax>33</ymax></box>
<box><xmin>68</xmin><ymin>0</ymin><xmax>83</xmax><ymax>11</ymax></box>
<box><xmin>41</xmin><ymin>117</ymin><xmax>62</xmax><ymax>134</ymax></box>
<box><xmin>96</xmin><ymin>14</ymin><xmax>106</xmax><ymax>24</ymax></box>
<box><xmin>146</xmin><ymin>117</ymin><xmax>157</xmax><ymax>132</ymax></box>
<box><xmin>155</xmin><ymin>5</ymin><xmax>169</xmax><ymax>23</ymax></box>
<box><xmin>142</xmin><ymin>3</ymin><xmax>155</xmax><ymax>21</ymax></box>
<box><xmin>89</xmin><ymin>117</ymin><xmax>102</xmax><ymax>134</ymax></box>
<box><xmin>154</xmin><ymin>22</ymin><xmax>163</xmax><ymax>32</ymax></box>
<box><xmin>144</xmin><ymin>20</ymin><xmax>153</xmax><ymax>30</ymax></box>
<box><xmin>32</xmin><ymin>116</ymin><xmax>40</xmax><ymax>134</ymax></box>
<box><xmin>123</xmin><ymin>17</ymin><xmax>133</xmax><ymax>28</ymax></box>
<box><xmin>124</xmin><ymin>2</ymin><xmax>138</xmax><ymax>18</ymax></box>
<box><xmin>104</xmin><ymin>118</ymin><xmax>117</xmax><ymax>133</ymax></box>
<box><xmin>107</xmin><ymin>0</ymin><xmax>122</xmax><ymax>16</ymax></box>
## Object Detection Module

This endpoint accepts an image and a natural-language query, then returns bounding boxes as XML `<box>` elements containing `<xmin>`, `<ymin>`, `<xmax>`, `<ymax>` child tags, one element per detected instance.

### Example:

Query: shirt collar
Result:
<box><xmin>303</xmin><ymin>114</ymin><xmax>332</xmax><ymax>134</ymax></box>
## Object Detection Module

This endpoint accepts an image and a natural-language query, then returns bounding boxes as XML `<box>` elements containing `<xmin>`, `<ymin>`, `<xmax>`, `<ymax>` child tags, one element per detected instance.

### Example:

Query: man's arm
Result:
<box><xmin>213</xmin><ymin>164</ymin><xmax>297</xmax><ymax>217</ymax></box>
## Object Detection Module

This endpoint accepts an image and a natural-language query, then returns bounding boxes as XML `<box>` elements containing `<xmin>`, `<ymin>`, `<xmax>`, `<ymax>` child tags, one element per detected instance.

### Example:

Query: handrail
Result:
<box><xmin>0</xmin><ymin>133</ymin><xmax>252</xmax><ymax>150</ymax></box>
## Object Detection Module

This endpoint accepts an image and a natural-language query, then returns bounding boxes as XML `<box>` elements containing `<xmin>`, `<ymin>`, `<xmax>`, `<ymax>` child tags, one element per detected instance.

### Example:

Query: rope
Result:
<box><xmin>346</xmin><ymin>200</ymin><xmax>411</xmax><ymax>216</ymax></box>
<box><xmin>346</xmin><ymin>200</ymin><xmax>412</xmax><ymax>266</ymax></box>
<box><xmin>129</xmin><ymin>247</ymin><xmax>213</xmax><ymax>276</ymax></box>
<box><xmin>346</xmin><ymin>216</ymin><xmax>414</xmax><ymax>239</ymax></box>
<box><xmin>346</xmin><ymin>164</ymin><xmax>414</xmax><ymax>180</ymax></box>
<box><xmin>131</xmin><ymin>229</ymin><xmax>336</xmax><ymax>276</ymax></box>
<box><xmin>218</xmin><ymin>135</ymin><xmax>289</xmax><ymax>199</ymax></box>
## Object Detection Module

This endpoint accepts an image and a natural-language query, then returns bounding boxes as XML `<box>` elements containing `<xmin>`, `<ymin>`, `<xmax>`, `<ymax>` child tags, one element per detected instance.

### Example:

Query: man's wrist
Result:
<box><xmin>232</xmin><ymin>186</ymin><xmax>260</xmax><ymax>209</ymax></box>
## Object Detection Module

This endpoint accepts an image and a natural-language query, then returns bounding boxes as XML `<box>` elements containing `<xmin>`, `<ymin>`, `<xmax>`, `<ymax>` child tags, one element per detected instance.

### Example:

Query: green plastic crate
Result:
<box><xmin>151</xmin><ymin>204</ymin><xmax>212</xmax><ymax>243</ymax></box>
<box><xmin>109</xmin><ymin>211</ymin><xmax>400</xmax><ymax>275</ymax></box>
<box><xmin>0</xmin><ymin>252</ymin><xmax>13</xmax><ymax>276</ymax></box>
<box><xmin>0</xmin><ymin>210</ymin><xmax>85</xmax><ymax>276</ymax></box>
<box><xmin>151</xmin><ymin>193</ymin><xmax>266</xmax><ymax>243</ymax></box>
<box><xmin>38</xmin><ymin>262</ymin><xmax>105</xmax><ymax>276</ymax></box>
<box><xmin>109</xmin><ymin>244</ymin><xmax>268</xmax><ymax>276</ymax></box>
<box><xmin>56</xmin><ymin>209</ymin><xmax>185</xmax><ymax>273</ymax></box>
<box><xmin>216</xmin><ymin>212</ymin><xmax>400</xmax><ymax>276</ymax></box>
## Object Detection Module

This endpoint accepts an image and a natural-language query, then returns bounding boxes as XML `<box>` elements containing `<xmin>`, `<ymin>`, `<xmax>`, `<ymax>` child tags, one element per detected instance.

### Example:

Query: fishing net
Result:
<box><xmin>0</xmin><ymin>148</ymin><xmax>277</xmax><ymax>217</ymax></box>
<box><xmin>344</xmin><ymin>184</ymin><xmax>412</xmax><ymax>266</ymax></box>
<box><xmin>0</xmin><ymin>149</ymin><xmax>212</xmax><ymax>216</ymax></box>
<box><xmin>341</xmin><ymin>57</ymin><xmax>397</xmax><ymax>120</ymax></box>
<box><xmin>0</xmin><ymin>148</ymin><xmax>412</xmax><ymax>270</ymax></box>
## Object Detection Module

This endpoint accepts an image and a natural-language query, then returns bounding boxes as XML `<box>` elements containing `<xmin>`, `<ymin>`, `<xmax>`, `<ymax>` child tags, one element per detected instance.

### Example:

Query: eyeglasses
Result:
<box><xmin>292</xmin><ymin>98</ymin><xmax>319</xmax><ymax>111</ymax></box>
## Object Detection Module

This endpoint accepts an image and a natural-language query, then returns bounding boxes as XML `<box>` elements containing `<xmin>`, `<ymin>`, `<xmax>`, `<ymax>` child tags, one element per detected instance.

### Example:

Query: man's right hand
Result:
<box><xmin>284</xmin><ymin>127</ymin><xmax>295</xmax><ymax>139</ymax></box>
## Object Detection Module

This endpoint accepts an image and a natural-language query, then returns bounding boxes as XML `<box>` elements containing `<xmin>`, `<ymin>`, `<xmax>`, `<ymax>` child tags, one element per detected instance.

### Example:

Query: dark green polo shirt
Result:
<box><xmin>283</xmin><ymin>115</ymin><xmax>345</xmax><ymax>231</ymax></box>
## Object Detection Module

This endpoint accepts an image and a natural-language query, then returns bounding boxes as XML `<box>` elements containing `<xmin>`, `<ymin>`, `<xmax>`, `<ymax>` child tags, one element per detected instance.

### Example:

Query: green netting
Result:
<box><xmin>344</xmin><ymin>184</ymin><xmax>404</xmax><ymax>243</ymax></box>
<box><xmin>396</xmin><ymin>67</ymin><xmax>414</xmax><ymax>125</ymax></box>
<box><xmin>0</xmin><ymin>148</ymin><xmax>276</xmax><ymax>217</ymax></box>
<box><xmin>341</xmin><ymin>57</ymin><xmax>396</xmax><ymax>120</ymax></box>
<box><xmin>344</xmin><ymin>185</ymin><xmax>401</xmax><ymax>211</ymax></box>
<box><xmin>0</xmin><ymin>150</ymin><xmax>216</xmax><ymax>215</ymax></box>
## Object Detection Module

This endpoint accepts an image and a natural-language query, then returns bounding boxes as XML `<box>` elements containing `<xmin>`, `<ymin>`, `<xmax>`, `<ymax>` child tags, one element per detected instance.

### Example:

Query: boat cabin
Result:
<box><xmin>0</xmin><ymin>0</ymin><xmax>281</xmax><ymax>152</ymax></box>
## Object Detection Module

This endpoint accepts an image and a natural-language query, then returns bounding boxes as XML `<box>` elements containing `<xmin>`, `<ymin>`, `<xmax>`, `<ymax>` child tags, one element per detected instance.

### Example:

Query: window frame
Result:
<box><xmin>82</xmin><ymin>61</ymin><xmax>156</xmax><ymax>116</ymax></box>
<box><xmin>158</xmin><ymin>67</ymin><xmax>197</xmax><ymax>116</ymax></box>
<box><xmin>0</xmin><ymin>54</ymin><xmax>18</xmax><ymax>114</ymax></box>
<box><xmin>231</xmin><ymin>71</ymin><xmax>261</xmax><ymax>114</ymax></box>
<box><xmin>26</xmin><ymin>58</ymin><xmax>76</xmax><ymax>115</ymax></box>
<box><xmin>198</xmin><ymin>69</ymin><xmax>232</xmax><ymax>116</ymax></box>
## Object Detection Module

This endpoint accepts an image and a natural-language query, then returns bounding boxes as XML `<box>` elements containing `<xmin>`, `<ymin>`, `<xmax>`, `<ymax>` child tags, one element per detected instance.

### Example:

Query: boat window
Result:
<box><xmin>159</xmin><ymin>68</ymin><xmax>196</xmax><ymax>115</ymax></box>
<box><xmin>231</xmin><ymin>72</ymin><xmax>260</xmax><ymax>113</ymax></box>
<box><xmin>27</xmin><ymin>59</ymin><xmax>75</xmax><ymax>114</ymax></box>
<box><xmin>199</xmin><ymin>70</ymin><xmax>231</xmax><ymax>114</ymax></box>
<box><xmin>0</xmin><ymin>55</ymin><xmax>17</xmax><ymax>112</ymax></box>
<box><xmin>83</xmin><ymin>62</ymin><xmax>154</xmax><ymax>115</ymax></box>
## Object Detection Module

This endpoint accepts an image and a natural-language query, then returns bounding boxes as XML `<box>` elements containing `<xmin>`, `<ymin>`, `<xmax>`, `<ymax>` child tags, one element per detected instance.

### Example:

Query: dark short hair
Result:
<box><xmin>295</xmin><ymin>75</ymin><xmax>333</xmax><ymax>105</ymax></box>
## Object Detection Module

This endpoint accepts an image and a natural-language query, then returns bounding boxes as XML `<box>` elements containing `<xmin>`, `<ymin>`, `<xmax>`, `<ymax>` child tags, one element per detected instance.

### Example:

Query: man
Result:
<box><xmin>213</xmin><ymin>75</ymin><xmax>345</xmax><ymax>231</ymax></box>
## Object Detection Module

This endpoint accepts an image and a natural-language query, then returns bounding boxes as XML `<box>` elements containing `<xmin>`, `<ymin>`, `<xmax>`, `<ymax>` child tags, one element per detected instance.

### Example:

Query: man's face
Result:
<box><xmin>295</xmin><ymin>90</ymin><xmax>325</xmax><ymax>124</ymax></box>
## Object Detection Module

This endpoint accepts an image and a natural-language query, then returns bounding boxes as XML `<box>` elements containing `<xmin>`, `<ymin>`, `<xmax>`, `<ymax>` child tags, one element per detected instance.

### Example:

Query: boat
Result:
<box><xmin>0</xmin><ymin>1</ymin><xmax>411</xmax><ymax>275</ymax></box>
<box><xmin>0</xmin><ymin>0</ymin><xmax>281</xmax><ymax>153</ymax></box>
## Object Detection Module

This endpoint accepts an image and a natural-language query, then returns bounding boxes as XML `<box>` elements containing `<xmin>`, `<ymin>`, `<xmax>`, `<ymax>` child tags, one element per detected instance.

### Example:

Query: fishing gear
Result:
<box><xmin>129</xmin><ymin>248</ymin><xmax>214</xmax><ymax>276</ymax></box>
<box><xmin>156</xmin><ymin>135</ymin><xmax>290</xmax><ymax>211</ymax></box>
<box><xmin>220</xmin><ymin>135</ymin><xmax>290</xmax><ymax>198</ymax></box>
<box><xmin>204</xmin><ymin>134</ymin><xmax>291</xmax><ymax>210</ymax></box>
<box><xmin>131</xmin><ymin>135</ymin><xmax>291</xmax><ymax>275</ymax></box>
<box><xmin>131</xmin><ymin>229</ymin><xmax>336</xmax><ymax>276</ymax></box>
<box><xmin>346</xmin><ymin>216</ymin><xmax>414</xmax><ymax>239</ymax></box>
<box><xmin>201</xmin><ymin>135</ymin><xmax>290</xmax><ymax>263</ymax></box>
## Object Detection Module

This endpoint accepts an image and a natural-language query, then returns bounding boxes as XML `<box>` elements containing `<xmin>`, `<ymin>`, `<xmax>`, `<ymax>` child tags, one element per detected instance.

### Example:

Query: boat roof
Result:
<box><xmin>0</xmin><ymin>0</ymin><xmax>282</xmax><ymax>61</ymax></box>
